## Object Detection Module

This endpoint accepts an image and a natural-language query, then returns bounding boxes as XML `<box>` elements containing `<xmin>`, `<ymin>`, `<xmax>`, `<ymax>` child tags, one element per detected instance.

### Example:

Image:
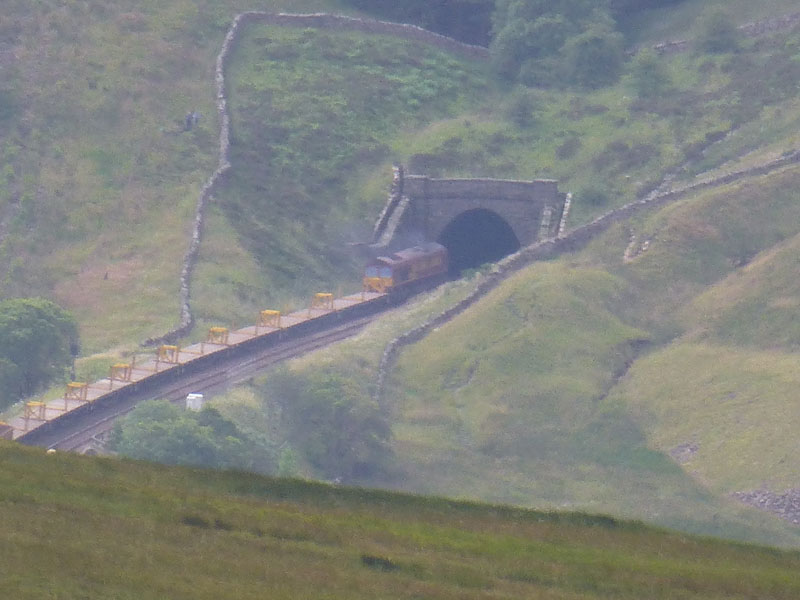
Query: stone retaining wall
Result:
<box><xmin>651</xmin><ymin>11</ymin><xmax>800</xmax><ymax>55</ymax></box>
<box><xmin>402</xmin><ymin>176</ymin><xmax>559</xmax><ymax>201</ymax></box>
<box><xmin>372</xmin><ymin>165</ymin><xmax>404</xmax><ymax>243</ymax></box>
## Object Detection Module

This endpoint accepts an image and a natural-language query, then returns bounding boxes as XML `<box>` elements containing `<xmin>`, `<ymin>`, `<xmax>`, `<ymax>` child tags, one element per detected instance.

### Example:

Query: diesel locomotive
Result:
<box><xmin>363</xmin><ymin>242</ymin><xmax>449</xmax><ymax>294</ymax></box>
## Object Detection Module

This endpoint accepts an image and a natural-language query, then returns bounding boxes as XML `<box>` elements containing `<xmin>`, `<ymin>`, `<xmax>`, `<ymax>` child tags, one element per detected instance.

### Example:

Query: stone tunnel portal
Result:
<box><xmin>437</xmin><ymin>209</ymin><xmax>521</xmax><ymax>275</ymax></box>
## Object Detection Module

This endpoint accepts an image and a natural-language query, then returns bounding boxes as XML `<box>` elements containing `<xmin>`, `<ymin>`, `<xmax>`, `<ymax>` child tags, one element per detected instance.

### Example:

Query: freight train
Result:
<box><xmin>10</xmin><ymin>243</ymin><xmax>449</xmax><ymax>445</ymax></box>
<box><xmin>363</xmin><ymin>242</ymin><xmax>448</xmax><ymax>294</ymax></box>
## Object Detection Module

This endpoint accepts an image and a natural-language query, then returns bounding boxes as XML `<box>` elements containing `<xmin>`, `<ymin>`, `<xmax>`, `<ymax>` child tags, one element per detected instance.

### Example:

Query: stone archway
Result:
<box><xmin>437</xmin><ymin>209</ymin><xmax>521</xmax><ymax>275</ymax></box>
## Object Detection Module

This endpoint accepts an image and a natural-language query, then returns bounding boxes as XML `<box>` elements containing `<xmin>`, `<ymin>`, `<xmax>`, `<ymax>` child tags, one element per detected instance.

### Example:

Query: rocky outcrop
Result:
<box><xmin>733</xmin><ymin>489</ymin><xmax>800</xmax><ymax>525</ymax></box>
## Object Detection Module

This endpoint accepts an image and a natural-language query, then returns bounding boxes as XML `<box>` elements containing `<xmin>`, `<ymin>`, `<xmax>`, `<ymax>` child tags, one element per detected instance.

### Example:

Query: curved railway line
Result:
<box><xmin>10</xmin><ymin>293</ymin><xmax>393</xmax><ymax>451</ymax></box>
<box><xmin>6</xmin><ymin>11</ymin><xmax>800</xmax><ymax>456</ymax></box>
<box><xmin>33</xmin><ymin>314</ymin><xmax>378</xmax><ymax>452</ymax></box>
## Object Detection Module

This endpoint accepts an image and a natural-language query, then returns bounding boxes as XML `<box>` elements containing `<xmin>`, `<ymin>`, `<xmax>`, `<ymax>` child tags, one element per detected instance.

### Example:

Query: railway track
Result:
<box><xmin>26</xmin><ymin>314</ymin><xmax>377</xmax><ymax>452</ymax></box>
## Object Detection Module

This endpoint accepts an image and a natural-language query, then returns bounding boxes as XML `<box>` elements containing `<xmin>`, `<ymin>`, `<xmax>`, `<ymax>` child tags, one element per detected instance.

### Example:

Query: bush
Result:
<box><xmin>505</xmin><ymin>88</ymin><xmax>539</xmax><ymax>127</ymax></box>
<box><xmin>578</xmin><ymin>185</ymin><xmax>611</xmax><ymax>207</ymax></box>
<box><xmin>564</xmin><ymin>25</ymin><xmax>625</xmax><ymax>89</ymax></box>
<box><xmin>489</xmin><ymin>2</ymin><xmax>621</xmax><ymax>87</ymax></box>
<box><xmin>0</xmin><ymin>298</ymin><xmax>78</xmax><ymax>410</ymax></box>
<box><xmin>109</xmin><ymin>400</ymin><xmax>269</xmax><ymax>472</ymax></box>
<box><xmin>556</xmin><ymin>136</ymin><xmax>582</xmax><ymax>160</ymax></box>
<box><xmin>265</xmin><ymin>368</ymin><xmax>392</xmax><ymax>482</ymax></box>
<box><xmin>697</xmin><ymin>7</ymin><xmax>740</xmax><ymax>54</ymax></box>
<box><xmin>630</xmin><ymin>48</ymin><xmax>671</xmax><ymax>98</ymax></box>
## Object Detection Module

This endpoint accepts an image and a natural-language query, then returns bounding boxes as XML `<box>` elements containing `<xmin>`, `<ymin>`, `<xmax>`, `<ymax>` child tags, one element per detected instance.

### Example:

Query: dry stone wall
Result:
<box><xmin>234</xmin><ymin>13</ymin><xmax>489</xmax><ymax>60</ymax></box>
<box><xmin>147</xmin><ymin>13</ymin><xmax>487</xmax><ymax>345</ymax></box>
<box><xmin>650</xmin><ymin>11</ymin><xmax>800</xmax><ymax>55</ymax></box>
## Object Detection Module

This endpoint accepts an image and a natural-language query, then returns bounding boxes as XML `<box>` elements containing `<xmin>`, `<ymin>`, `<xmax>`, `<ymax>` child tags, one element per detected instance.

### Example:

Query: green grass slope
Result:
<box><xmin>383</xmin><ymin>259</ymin><xmax>800</xmax><ymax>546</ymax></box>
<box><xmin>390</xmin><ymin>166</ymin><xmax>800</xmax><ymax>542</ymax></box>
<box><xmin>4</xmin><ymin>0</ymin><xmax>800</xmax><ymax>351</ymax></box>
<box><xmin>3</xmin><ymin>441</ymin><xmax>800</xmax><ymax>599</ymax></box>
<box><xmin>230</xmin><ymin>163</ymin><xmax>800</xmax><ymax>546</ymax></box>
<box><xmin>684</xmin><ymin>231</ymin><xmax>800</xmax><ymax>350</ymax></box>
<box><xmin>193</xmin><ymin>23</ymin><xmax>490</xmax><ymax>327</ymax></box>
<box><xmin>6</xmin><ymin>0</ymin><xmax>800</xmax><ymax>553</ymax></box>
<box><xmin>622</xmin><ymin>0</ymin><xmax>800</xmax><ymax>45</ymax></box>
<box><xmin>593</xmin><ymin>168</ymin><xmax>800</xmax><ymax>502</ymax></box>
<box><xmin>605</xmin><ymin>343</ymin><xmax>800</xmax><ymax>493</ymax></box>
<box><xmin>0</xmin><ymin>0</ymin><xmax>359</xmax><ymax>353</ymax></box>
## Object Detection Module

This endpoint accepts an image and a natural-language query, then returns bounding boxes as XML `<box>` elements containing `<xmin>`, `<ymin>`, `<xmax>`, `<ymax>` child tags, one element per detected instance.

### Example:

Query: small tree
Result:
<box><xmin>110</xmin><ymin>400</ymin><xmax>263</xmax><ymax>471</ymax></box>
<box><xmin>697</xmin><ymin>6</ymin><xmax>740</xmax><ymax>53</ymax></box>
<box><xmin>267</xmin><ymin>368</ymin><xmax>392</xmax><ymax>482</ymax></box>
<box><xmin>489</xmin><ymin>0</ymin><xmax>617</xmax><ymax>86</ymax></box>
<box><xmin>564</xmin><ymin>25</ymin><xmax>625</xmax><ymax>89</ymax></box>
<box><xmin>0</xmin><ymin>297</ymin><xmax>78</xmax><ymax>409</ymax></box>
<box><xmin>630</xmin><ymin>48</ymin><xmax>671</xmax><ymax>98</ymax></box>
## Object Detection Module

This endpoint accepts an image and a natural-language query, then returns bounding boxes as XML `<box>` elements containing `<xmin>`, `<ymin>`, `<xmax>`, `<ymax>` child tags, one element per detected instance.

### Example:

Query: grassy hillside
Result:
<box><xmin>206</xmin><ymin>11</ymin><xmax>800</xmax><ymax>545</ymax></box>
<box><xmin>3</xmin><ymin>441</ymin><xmax>800</xmax><ymax>599</ymax></box>
<box><xmin>605</xmin><ymin>343</ymin><xmax>800</xmax><ymax>492</ymax></box>
<box><xmin>6</xmin><ymin>0</ymin><xmax>800</xmax><ymax>553</ymax></box>
<box><xmin>192</xmin><ymin>23</ymin><xmax>491</xmax><ymax>327</ymax></box>
<box><xmin>684</xmin><ymin>231</ymin><xmax>800</xmax><ymax>349</ymax></box>
<box><xmin>0</xmin><ymin>0</ymin><xmax>360</xmax><ymax>354</ymax></box>
<box><xmin>219</xmin><ymin>161</ymin><xmax>800</xmax><ymax>547</ymax></box>
<box><xmin>7</xmin><ymin>0</ymin><xmax>799</xmax><ymax>353</ymax></box>
<box><xmin>367</xmin><ymin>21</ymin><xmax>800</xmax><ymax>226</ymax></box>
<box><xmin>3</xmin><ymin>0</ymin><xmax>798</xmax><ymax>346</ymax></box>
<box><xmin>622</xmin><ymin>0</ymin><xmax>800</xmax><ymax>44</ymax></box>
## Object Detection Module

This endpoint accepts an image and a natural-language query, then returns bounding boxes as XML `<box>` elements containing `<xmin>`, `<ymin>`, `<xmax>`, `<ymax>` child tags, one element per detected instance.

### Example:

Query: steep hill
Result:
<box><xmin>206</xmin><ymin>5</ymin><xmax>800</xmax><ymax>546</ymax></box>
<box><xmin>0</xmin><ymin>0</ymin><xmax>366</xmax><ymax>354</ymax></box>
<box><xmin>5</xmin><ymin>0</ymin><xmax>800</xmax><ymax>550</ymax></box>
<box><xmin>242</xmin><ymin>164</ymin><xmax>800</xmax><ymax>547</ymax></box>
<box><xmin>3</xmin><ymin>441</ymin><xmax>800</xmax><ymax>599</ymax></box>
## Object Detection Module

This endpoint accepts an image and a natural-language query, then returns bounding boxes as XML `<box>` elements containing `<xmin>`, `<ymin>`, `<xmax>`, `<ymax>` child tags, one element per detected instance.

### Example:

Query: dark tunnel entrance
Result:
<box><xmin>437</xmin><ymin>209</ymin><xmax>521</xmax><ymax>275</ymax></box>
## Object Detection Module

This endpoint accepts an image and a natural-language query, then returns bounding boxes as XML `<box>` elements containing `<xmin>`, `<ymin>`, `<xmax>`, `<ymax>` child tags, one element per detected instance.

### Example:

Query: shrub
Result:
<box><xmin>265</xmin><ymin>368</ymin><xmax>392</xmax><ymax>482</ymax></box>
<box><xmin>630</xmin><ymin>48</ymin><xmax>672</xmax><ymax>98</ymax></box>
<box><xmin>696</xmin><ymin>7</ymin><xmax>740</xmax><ymax>54</ymax></box>
<box><xmin>0</xmin><ymin>298</ymin><xmax>78</xmax><ymax>409</ymax></box>
<box><xmin>109</xmin><ymin>401</ymin><xmax>268</xmax><ymax>472</ymax></box>
<box><xmin>556</xmin><ymin>136</ymin><xmax>582</xmax><ymax>160</ymax></box>
<box><xmin>578</xmin><ymin>185</ymin><xmax>611</xmax><ymax>207</ymax></box>
<box><xmin>564</xmin><ymin>25</ymin><xmax>625</xmax><ymax>89</ymax></box>
<box><xmin>505</xmin><ymin>88</ymin><xmax>539</xmax><ymax>127</ymax></box>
